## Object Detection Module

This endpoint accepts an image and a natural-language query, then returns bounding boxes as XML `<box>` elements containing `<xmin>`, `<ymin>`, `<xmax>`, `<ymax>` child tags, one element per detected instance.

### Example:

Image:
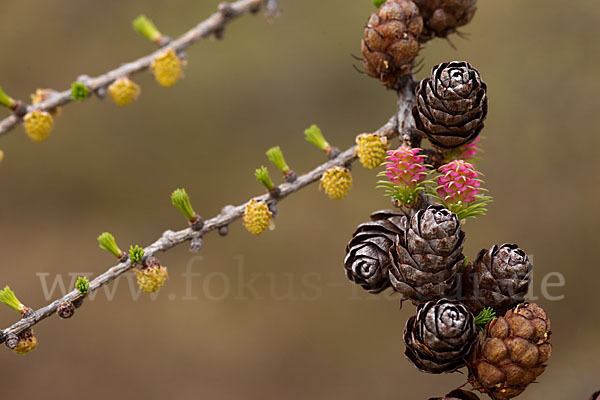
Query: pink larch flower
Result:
<box><xmin>456</xmin><ymin>137</ymin><xmax>480</xmax><ymax>160</ymax></box>
<box><xmin>384</xmin><ymin>146</ymin><xmax>427</xmax><ymax>188</ymax></box>
<box><xmin>436</xmin><ymin>160</ymin><xmax>481</xmax><ymax>204</ymax></box>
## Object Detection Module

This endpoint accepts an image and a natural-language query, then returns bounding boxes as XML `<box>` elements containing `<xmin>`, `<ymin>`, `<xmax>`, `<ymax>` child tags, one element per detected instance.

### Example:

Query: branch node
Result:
<box><xmin>326</xmin><ymin>146</ymin><xmax>341</xmax><ymax>159</ymax></box>
<box><xmin>176</xmin><ymin>50</ymin><xmax>188</xmax><ymax>61</ymax></box>
<box><xmin>189</xmin><ymin>236</ymin><xmax>204</xmax><ymax>252</ymax></box>
<box><xmin>5</xmin><ymin>333</ymin><xmax>18</xmax><ymax>350</ymax></box>
<box><xmin>265</xmin><ymin>0</ymin><xmax>280</xmax><ymax>21</ymax></box>
<box><xmin>190</xmin><ymin>215</ymin><xmax>205</xmax><ymax>231</ymax></box>
<box><xmin>221</xmin><ymin>204</ymin><xmax>236</xmax><ymax>215</ymax></box>
<box><xmin>214</xmin><ymin>27</ymin><xmax>226</xmax><ymax>40</ymax></box>
<box><xmin>218</xmin><ymin>2</ymin><xmax>235</xmax><ymax>18</ymax></box>
<box><xmin>267</xmin><ymin>201</ymin><xmax>278</xmax><ymax>217</ymax></box>
<box><xmin>156</xmin><ymin>35</ymin><xmax>172</xmax><ymax>48</ymax></box>
<box><xmin>218</xmin><ymin>225</ymin><xmax>229</xmax><ymax>236</ymax></box>
<box><xmin>284</xmin><ymin>170</ymin><xmax>297</xmax><ymax>183</ymax></box>
<box><xmin>268</xmin><ymin>187</ymin><xmax>281</xmax><ymax>199</ymax></box>
<box><xmin>249</xmin><ymin>2</ymin><xmax>261</xmax><ymax>14</ymax></box>
<box><xmin>94</xmin><ymin>86</ymin><xmax>108</xmax><ymax>99</ymax></box>
<box><xmin>10</xmin><ymin>100</ymin><xmax>27</xmax><ymax>118</ymax></box>
<box><xmin>161</xmin><ymin>230</ymin><xmax>178</xmax><ymax>246</ymax></box>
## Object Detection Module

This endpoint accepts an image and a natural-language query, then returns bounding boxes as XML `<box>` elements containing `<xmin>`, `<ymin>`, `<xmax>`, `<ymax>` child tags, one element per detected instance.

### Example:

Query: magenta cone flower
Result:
<box><xmin>384</xmin><ymin>146</ymin><xmax>428</xmax><ymax>187</ymax></box>
<box><xmin>437</xmin><ymin>160</ymin><xmax>480</xmax><ymax>203</ymax></box>
<box><xmin>445</xmin><ymin>138</ymin><xmax>481</xmax><ymax>162</ymax></box>
<box><xmin>456</xmin><ymin>137</ymin><xmax>480</xmax><ymax>160</ymax></box>
<box><xmin>433</xmin><ymin>160</ymin><xmax>491</xmax><ymax>219</ymax></box>
<box><xmin>378</xmin><ymin>146</ymin><xmax>430</xmax><ymax>207</ymax></box>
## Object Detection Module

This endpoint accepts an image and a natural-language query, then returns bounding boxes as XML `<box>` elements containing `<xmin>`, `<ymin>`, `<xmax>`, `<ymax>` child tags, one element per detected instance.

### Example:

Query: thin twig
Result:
<box><xmin>0</xmin><ymin>102</ymin><xmax>411</xmax><ymax>341</ymax></box>
<box><xmin>0</xmin><ymin>0</ymin><xmax>266</xmax><ymax>137</ymax></box>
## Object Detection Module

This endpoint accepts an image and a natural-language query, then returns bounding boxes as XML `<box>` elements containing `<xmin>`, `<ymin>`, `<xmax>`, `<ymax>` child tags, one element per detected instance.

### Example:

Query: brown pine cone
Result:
<box><xmin>462</xmin><ymin>244</ymin><xmax>532</xmax><ymax>315</ymax></box>
<box><xmin>389</xmin><ymin>205</ymin><xmax>464</xmax><ymax>303</ymax></box>
<box><xmin>591</xmin><ymin>391</ymin><xmax>600</xmax><ymax>400</ymax></box>
<box><xmin>361</xmin><ymin>0</ymin><xmax>423</xmax><ymax>88</ymax></box>
<box><xmin>404</xmin><ymin>299</ymin><xmax>477</xmax><ymax>373</ymax></box>
<box><xmin>413</xmin><ymin>0</ymin><xmax>477</xmax><ymax>41</ymax></box>
<box><xmin>429</xmin><ymin>389</ymin><xmax>480</xmax><ymax>400</ymax></box>
<box><xmin>413</xmin><ymin>61</ymin><xmax>487</xmax><ymax>149</ymax></box>
<box><xmin>344</xmin><ymin>210</ymin><xmax>406</xmax><ymax>293</ymax></box>
<box><xmin>468</xmin><ymin>303</ymin><xmax>552</xmax><ymax>400</ymax></box>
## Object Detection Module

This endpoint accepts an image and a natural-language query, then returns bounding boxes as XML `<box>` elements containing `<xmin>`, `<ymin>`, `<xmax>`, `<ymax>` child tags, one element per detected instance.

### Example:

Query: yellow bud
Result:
<box><xmin>243</xmin><ymin>200</ymin><xmax>272</xmax><ymax>235</ymax></box>
<box><xmin>151</xmin><ymin>49</ymin><xmax>184</xmax><ymax>87</ymax></box>
<box><xmin>23</xmin><ymin>111</ymin><xmax>54</xmax><ymax>142</ymax></box>
<box><xmin>14</xmin><ymin>330</ymin><xmax>38</xmax><ymax>355</ymax></box>
<box><xmin>0</xmin><ymin>150</ymin><xmax>4</xmax><ymax>163</ymax></box>
<box><xmin>108</xmin><ymin>77</ymin><xmax>141</xmax><ymax>106</ymax></box>
<box><xmin>135</xmin><ymin>265</ymin><xmax>168</xmax><ymax>293</ymax></box>
<box><xmin>355</xmin><ymin>133</ymin><xmax>389</xmax><ymax>169</ymax></box>
<box><xmin>319</xmin><ymin>166</ymin><xmax>352</xmax><ymax>199</ymax></box>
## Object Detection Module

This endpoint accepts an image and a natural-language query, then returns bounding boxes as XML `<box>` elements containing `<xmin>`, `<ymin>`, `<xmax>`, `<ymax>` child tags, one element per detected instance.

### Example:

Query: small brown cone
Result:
<box><xmin>412</xmin><ymin>61</ymin><xmax>487</xmax><ymax>149</ymax></box>
<box><xmin>462</xmin><ymin>244</ymin><xmax>532</xmax><ymax>315</ymax></box>
<box><xmin>361</xmin><ymin>0</ymin><xmax>423</xmax><ymax>88</ymax></box>
<box><xmin>344</xmin><ymin>209</ymin><xmax>406</xmax><ymax>293</ymax></box>
<box><xmin>413</xmin><ymin>0</ymin><xmax>477</xmax><ymax>42</ymax></box>
<box><xmin>388</xmin><ymin>205</ymin><xmax>465</xmax><ymax>304</ymax></box>
<box><xmin>404</xmin><ymin>299</ymin><xmax>477</xmax><ymax>373</ymax></box>
<box><xmin>468</xmin><ymin>303</ymin><xmax>552</xmax><ymax>400</ymax></box>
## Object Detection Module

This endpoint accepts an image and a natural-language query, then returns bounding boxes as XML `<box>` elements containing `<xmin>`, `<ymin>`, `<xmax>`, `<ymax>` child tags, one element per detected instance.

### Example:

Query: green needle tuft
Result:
<box><xmin>304</xmin><ymin>124</ymin><xmax>330</xmax><ymax>152</ymax></box>
<box><xmin>171</xmin><ymin>188</ymin><xmax>197</xmax><ymax>221</ymax></box>
<box><xmin>70</xmin><ymin>82</ymin><xmax>90</xmax><ymax>101</ymax></box>
<box><xmin>97</xmin><ymin>232</ymin><xmax>123</xmax><ymax>258</ymax></box>
<box><xmin>266</xmin><ymin>146</ymin><xmax>290</xmax><ymax>173</ymax></box>
<box><xmin>474</xmin><ymin>307</ymin><xmax>497</xmax><ymax>330</ymax></box>
<box><xmin>0</xmin><ymin>87</ymin><xmax>15</xmax><ymax>108</ymax></box>
<box><xmin>373</xmin><ymin>0</ymin><xmax>386</xmax><ymax>7</ymax></box>
<box><xmin>133</xmin><ymin>15</ymin><xmax>162</xmax><ymax>42</ymax></box>
<box><xmin>255</xmin><ymin>166</ymin><xmax>275</xmax><ymax>191</ymax></box>
<box><xmin>129</xmin><ymin>245</ymin><xmax>145</xmax><ymax>264</ymax></box>
<box><xmin>76</xmin><ymin>276</ymin><xmax>90</xmax><ymax>295</ymax></box>
<box><xmin>0</xmin><ymin>286</ymin><xmax>25</xmax><ymax>313</ymax></box>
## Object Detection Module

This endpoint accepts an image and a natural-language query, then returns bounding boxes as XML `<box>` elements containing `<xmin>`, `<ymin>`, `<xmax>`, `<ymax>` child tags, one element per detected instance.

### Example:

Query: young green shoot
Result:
<box><xmin>97</xmin><ymin>232</ymin><xmax>123</xmax><ymax>259</ymax></box>
<box><xmin>132</xmin><ymin>15</ymin><xmax>163</xmax><ymax>43</ymax></box>
<box><xmin>171</xmin><ymin>188</ymin><xmax>197</xmax><ymax>222</ymax></box>
<box><xmin>266</xmin><ymin>146</ymin><xmax>291</xmax><ymax>174</ymax></box>
<box><xmin>255</xmin><ymin>166</ymin><xmax>275</xmax><ymax>191</ymax></box>
<box><xmin>75</xmin><ymin>276</ymin><xmax>90</xmax><ymax>295</ymax></box>
<box><xmin>129</xmin><ymin>245</ymin><xmax>145</xmax><ymax>265</ymax></box>
<box><xmin>474</xmin><ymin>307</ymin><xmax>497</xmax><ymax>330</ymax></box>
<box><xmin>0</xmin><ymin>286</ymin><xmax>26</xmax><ymax>313</ymax></box>
<box><xmin>70</xmin><ymin>82</ymin><xmax>90</xmax><ymax>101</ymax></box>
<box><xmin>0</xmin><ymin>87</ymin><xmax>15</xmax><ymax>108</ymax></box>
<box><xmin>304</xmin><ymin>124</ymin><xmax>331</xmax><ymax>153</ymax></box>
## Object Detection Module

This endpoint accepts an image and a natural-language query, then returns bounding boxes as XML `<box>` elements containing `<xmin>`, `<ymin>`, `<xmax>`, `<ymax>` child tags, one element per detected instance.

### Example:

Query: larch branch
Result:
<box><xmin>0</xmin><ymin>0</ymin><xmax>267</xmax><ymax>136</ymax></box>
<box><xmin>0</xmin><ymin>84</ymin><xmax>418</xmax><ymax>341</ymax></box>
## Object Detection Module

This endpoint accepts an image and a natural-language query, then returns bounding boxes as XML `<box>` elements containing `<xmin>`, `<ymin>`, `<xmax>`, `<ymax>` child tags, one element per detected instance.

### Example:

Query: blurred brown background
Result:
<box><xmin>0</xmin><ymin>0</ymin><xmax>598</xmax><ymax>398</ymax></box>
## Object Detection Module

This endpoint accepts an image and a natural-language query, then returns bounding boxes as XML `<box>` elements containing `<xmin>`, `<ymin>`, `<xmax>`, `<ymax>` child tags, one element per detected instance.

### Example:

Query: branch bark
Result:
<box><xmin>0</xmin><ymin>81</ymin><xmax>419</xmax><ymax>342</ymax></box>
<box><xmin>0</xmin><ymin>0</ymin><xmax>266</xmax><ymax>136</ymax></box>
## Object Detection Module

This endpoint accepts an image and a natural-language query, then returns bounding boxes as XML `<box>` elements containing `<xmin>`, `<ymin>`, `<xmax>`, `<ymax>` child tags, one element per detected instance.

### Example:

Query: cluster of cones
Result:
<box><xmin>345</xmin><ymin>206</ymin><xmax>552</xmax><ymax>399</ymax></box>
<box><xmin>349</xmin><ymin>4</ymin><xmax>553</xmax><ymax>398</ymax></box>
<box><xmin>362</xmin><ymin>0</ymin><xmax>476</xmax><ymax>88</ymax></box>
